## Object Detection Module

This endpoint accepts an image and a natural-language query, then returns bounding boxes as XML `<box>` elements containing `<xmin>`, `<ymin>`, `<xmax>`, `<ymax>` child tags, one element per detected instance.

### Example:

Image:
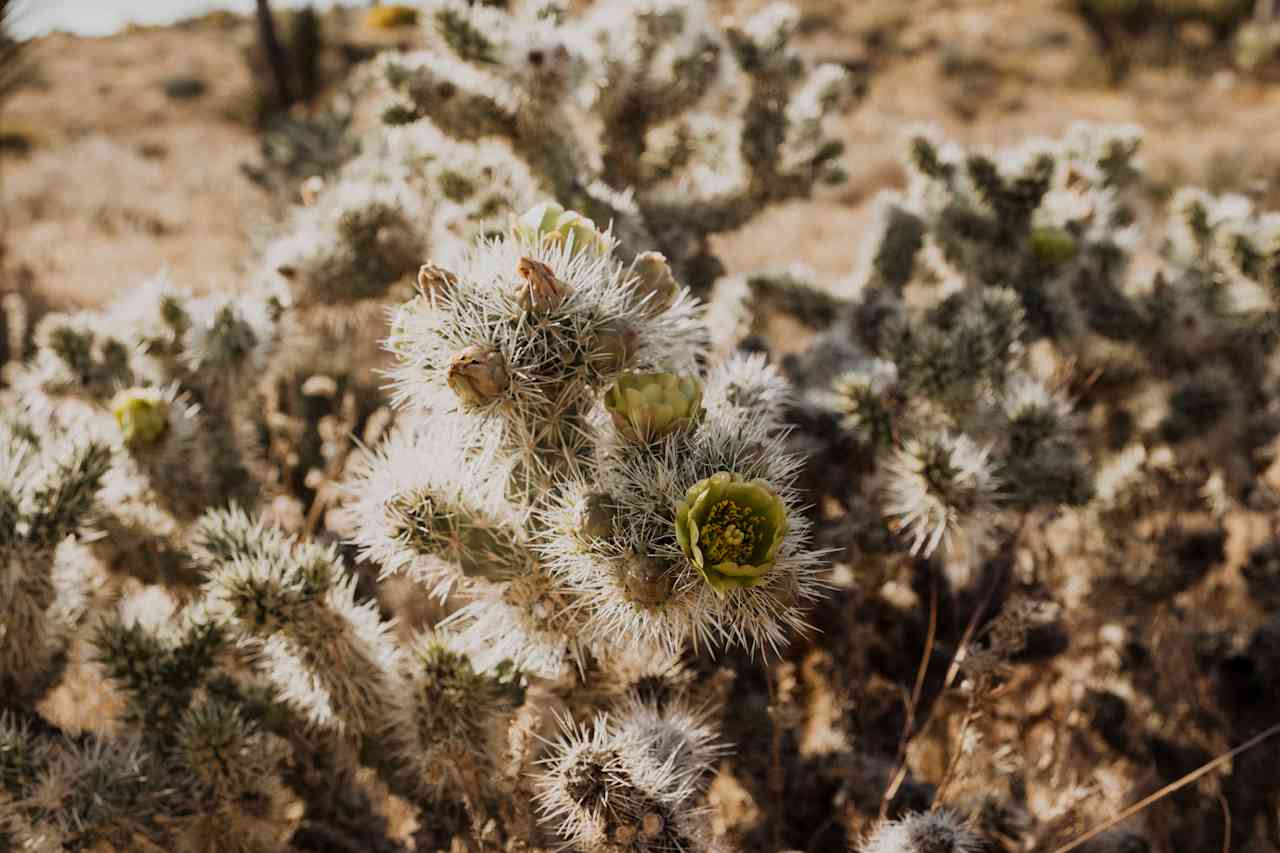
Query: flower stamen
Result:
<box><xmin>701</xmin><ymin>500</ymin><xmax>763</xmax><ymax>565</ymax></box>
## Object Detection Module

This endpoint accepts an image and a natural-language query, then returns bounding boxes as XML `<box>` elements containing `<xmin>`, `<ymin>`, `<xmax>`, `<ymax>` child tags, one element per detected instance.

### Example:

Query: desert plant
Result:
<box><xmin>342</xmin><ymin>0</ymin><xmax>854</xmax><ymax>295</ymax></box>
<box><xmin>0</xmin><ymin>199</ymin><xmax>827</xmax><ymax>850</ymax></box>
<box><xmin>728</xmin><ymin>122</ymin><xmax>1280</xmax><ymax>849</ymax></box>
<box><xmin>240</xmin><ymin>0</ymin><xmax>855</xmax><ymax>538</ymax></box>
<box><xmin>766</xmin><ymin>124</ymin><xmax>1280</xmax><ymax>576</ymax></box>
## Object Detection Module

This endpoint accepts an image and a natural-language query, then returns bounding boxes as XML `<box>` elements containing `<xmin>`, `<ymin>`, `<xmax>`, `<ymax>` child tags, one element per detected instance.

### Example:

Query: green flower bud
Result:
<box><xmin>577</xmin><ymin>493</ymin><xmax>616</xmax><ymax>541</ymax></box>
<box><xmin>111</xmin><ymin>387</ymin><xmax>170</xmax><ymax>447</ymax></box>
<box><xmin>514</xmin><ymin>202</ymin><xmax>608</xmax><ymax>258</ymax></box>
<box><xmin>604</xmin><ymin>373</ymin><xmax>703</xmax><ymax>442</ymax></box>
<box><xmin>1029</xmin><ymin>226</ymin><xmax>1077</xmax><ymax>265</ymax></box>
<box><xmin>675</xmin><ymin>472</ymin><xmax>788</xmax><ymax>594</ymax></box>
<box><xmin>628</xmin><ymin>251</ymin><xmax>678</xmax><ymax>314</ymax></box>
<box><xmin>515</xmin><ymin>257</ymin><xmax>569</xmax><ymax>313</ymax></box>
<box><xmin>621</xmin><ymin>552</ymin><xmax>674</xmax><ymax>608</ymax></box>
<box><xmin>448</xmin><ymin>345</ymin><xmax>509</xmax><ymax>406</ymax></box>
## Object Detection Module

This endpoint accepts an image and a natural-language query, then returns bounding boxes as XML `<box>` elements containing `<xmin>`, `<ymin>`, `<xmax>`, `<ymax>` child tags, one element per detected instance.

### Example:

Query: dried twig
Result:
<box><xmin>931</xmin><ymin>694</ymin><xmax>978</xmax><ymax>808</ymax></box>
<box><xmin>1051</xmin><ymin>720</ymin><xmax>1280</xmax><ymax>853</ymax></box>
<box><xmin>1216</xmin><ymin>789</ymin><xmax>1231</xmax><ymax>853</ymax></box>
<box><xmin>879</xmin><ymin>576</ymin><xmax>938</xmax><ymax>821</ymax></box>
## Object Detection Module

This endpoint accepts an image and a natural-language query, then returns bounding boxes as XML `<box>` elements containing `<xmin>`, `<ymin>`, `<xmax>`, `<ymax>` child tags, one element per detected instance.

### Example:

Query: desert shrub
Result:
<box><xmin>753</xmin><ymin>122</ymin><xmax>1280</xmax><ymax>850</ymax></box>
<box><xmin>1075</xmin><ymin>0</ymin><xmax>1257</xmax><ymax>77</ymax></box>
<box><xmin>0</xmin><ymin>193</ymin><xmax>830</xmax><ymax>849</ymax></box>
<box><xmin>0</xmin><ymin>0</ymin><xmax>849</xmax><ymax>822</ymax></box>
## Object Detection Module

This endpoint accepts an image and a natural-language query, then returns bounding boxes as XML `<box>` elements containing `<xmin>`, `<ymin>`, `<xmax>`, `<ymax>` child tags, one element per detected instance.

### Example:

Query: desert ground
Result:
<box><xmin>7</xmin><ymin>1</ymin><xmax>1280</xmax><ymax>307</ymax></box>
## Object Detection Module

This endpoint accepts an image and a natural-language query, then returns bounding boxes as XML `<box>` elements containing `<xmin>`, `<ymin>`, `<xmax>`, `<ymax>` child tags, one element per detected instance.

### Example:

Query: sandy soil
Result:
<box><xmin>0</xmin><ymin>8</ymin><xmax>415</xmax><ymax>308</ymax></box>
<box><xmin>1</xmin><ymin>16</ymin><xmax>267</xmax><ymax>305</ymax></box>
<box><xmin>7</xmin><ymin>1</ymin><xmax>1280</xmax><ymax>310</ymax></box>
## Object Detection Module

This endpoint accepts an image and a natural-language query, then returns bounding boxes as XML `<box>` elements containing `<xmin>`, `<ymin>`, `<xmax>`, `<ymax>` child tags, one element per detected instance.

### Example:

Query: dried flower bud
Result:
<box><xmin>629</xmin><ymin>252</ymin><xmax>679</xmax><ymax>314</ymax></box>
<box><xmin>639</xmin><ymin>812</ymin><xmax>666</xmax><ymax>840</ymax></box>
<box><xmin>605</xmin><ymin>373</ymin><xmax>703</xmax><ymax>442</ymax></box>
<box><xmin>300</xmin><ymin>175</ymin><xmax>325</xmax><ymax>206</ymax></box>
<box><xmin>111</xmin><ymin>387</ymin><xmax>170</xmax><ymax>447</ymax></box>
<box><xmin>623</xmin><ymin>552</ymin><xmax>674</xmax><ymax>607</ymax></box>
<box><xmin>448</xmin><ymin>345</ymin><xmax>509</xmax><ymax>406</ymax></box>
<box><xmin>514</xmin><ymin>202</ymin><xmax>608</xmax><ymax>258</ymax></box>
<box><xmin>592</xmin><ymin>320</ymin><xmax>638</xmax><ymax>373</ymax></box>
<box><xmin>675</xmin><ymin>472</ymin><xmax>788</xmax><ymax>594</ymax></box>
<box><xmin>578</xmin><ymin>493</ymin><xmax>616</xmax><ymax>541</ymax></box>
<box><xmin>515</xmin><ymin>257</ymin><xmax>569</xmax><ymax>313</ymax></box>
<box><xmin>418</xmin><ymin>262</ymin><xmax>458</xmax><ymax>305</ymax></box>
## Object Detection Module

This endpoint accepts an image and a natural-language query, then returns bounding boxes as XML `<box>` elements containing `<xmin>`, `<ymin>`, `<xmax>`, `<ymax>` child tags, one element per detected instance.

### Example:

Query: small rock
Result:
<box><xmin>163</xmin><ymin>76</ymin><xmax>207</xmax><ymax>100</ymax></box>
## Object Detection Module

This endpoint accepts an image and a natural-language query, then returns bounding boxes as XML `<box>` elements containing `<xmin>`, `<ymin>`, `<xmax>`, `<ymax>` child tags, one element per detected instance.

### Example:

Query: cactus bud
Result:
<box><xmin>622</xmin><ymin>552</ymin><xmax>674</xmax><ymax>607</ymax></box>
<box><xmin>629</xmin><ymin>252</ymin><xmax>679</xmax><ymax>314</ymax></box>
<box><xmin>1029</xmin><ymin>226</ymin><xmax>1077</xmax><ymax>265</ymax></box>
<box><xmin>578</xmin><ymin>493</ymin><xmax>616</xmax><ymax>541</ymax></box>
<box><xmin>639</xmin><ymin>812</ymin><xmax>666</xmax><ymax>840</ymax></box>
<box><xmin>592</xmin><ymin>320</ymin><xmax>638</xmax><ymax>373</ymax></box>
<box><xmin>418</xmin><ymin>262</ymin><xmax>458</xmax><ymax>305</ymax></box>
<box><xmin>448</xmin><ymin>345</ymin><xmax>509</xmax><ymax>406</ymax></box>
<box><xmin>300</xmin><ymin>175</ymin><xmax>325</xmax><ymax>206</ymax></box>
<box><xmin>111</xmin><ymin>387</ymin><xmax>170</xmax><ymax>447</ymax></box>
<box><xmin>515</xmin><ymin>257</ymin><xmax>569</xmax><ymax>313</ymax></box>
<box><xmin>605</xmin><ymin>372</ymin><xmax>703</xmax><ymax>443</ymax></box>
<box><xmin>514</xmin><ymin>202</ymin><xmax>608</xmax><ymax>258</ymax></box>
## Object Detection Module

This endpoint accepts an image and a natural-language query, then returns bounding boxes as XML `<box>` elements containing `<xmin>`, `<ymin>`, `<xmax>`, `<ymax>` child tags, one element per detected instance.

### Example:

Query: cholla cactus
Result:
<box><xmin>359</xmin><ymin>0</ymin><xmax>853</xmax><ymax>293</ymax></box>
<box><xmin>365</xmin><ymin>211</ymin><xmax>823</xmax><ymax>660</ymax></box>
<box><xmin>257</xmin><ymin>0</ymin><xmax>851</xmax><ymax>319</ymax></box>
<box><xmin>336</xmin><ymin>204</ymin><xmax>825</xmax><ymax>842</ymax></box>
<box><xmin>0</xmin><ymin>197</ymin><xmax>826</xmax><ymax>850</ymax></box>
<box><xmin>0</xmin><ymin>279</ymin><xmax>281</xmax><ymax>587</ymax></box>
<box><xmin>231</xmin><ymin>0</ymin><xmax>853</xmax><ymax>535</ymax></box>
<box><xmin>534</xmin><ymin>701</ymin><xmax>722</xmax><ymax>853</ymax></box>
<box><xmin>780</xmin><ymin>122</ymin><xmax>1280</xmax><ymax>578</ymax></box>
<box><xmin>0</xmin><ymin>413</ymin><xmax>110</xmax><ymax>704</ymax></box>
<box><xmin>858</xmin><ymin>811</ymin><xmax>983</xmax><ymax>853</ymax></box>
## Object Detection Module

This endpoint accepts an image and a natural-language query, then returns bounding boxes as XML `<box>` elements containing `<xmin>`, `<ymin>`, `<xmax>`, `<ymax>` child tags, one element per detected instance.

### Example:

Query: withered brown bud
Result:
<box><xmin>447</xmin><ymin>345</ymin><xmax>508</xmax><ymax>406</ymax></box>
<box><xmin>300</xmin><ymin>175</ymin><xmax>325</xmax><ymax>206</ymax></box>
<box><xmin>515</xmin><ymin>256</ymin><xmax>569</xmax><ymax>313</ymax></box>
<box><xmin>629</xmin><ymin>251</ymin><xmax>678</xmax><ymax>314</ymax></box>
<box><xmin>577</xmin><ymin>493</ymin><xmax>616</xmax><ymax>541</ymax></box>
<box><xmin>418</xmin><ymin>262</ymin><xmax>458</xmax><ymax>305</ymax></box>
<box><xmin>622</xmin><ymin>552</ymin><xmax>674</xmax><ymax>608</ymax></box>
<box><xmin>592</xmin><ymin>320</ymin><xmax>638</xmax><ymax>374</ymax></box>
<box><xmin>638</xmin><ymin>812</ymin><xmax>666</xmax><ymax>841</ymax></box>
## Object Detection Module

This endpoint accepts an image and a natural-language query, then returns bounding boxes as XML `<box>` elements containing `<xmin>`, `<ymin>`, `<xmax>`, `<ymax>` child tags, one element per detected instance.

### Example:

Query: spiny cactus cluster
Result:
<box><xmin>705</xmin><ymin>122</ymin><xmax>1280</xmax><ymax>848</ymax></box>
<box><xmin>766</xmin><ymin>124</ymin><xmax>1280</xmax><ymax>589</ymax></box>
<box><xmin>234</xmin><ymin>0</ymin><xmax>852</xmax><ymax>530</ymax></box>
<box><xmin>0</xmin><ymin>194</ymin><xmax>827</xmax><ymax>849</ymax></box>
<box><xmin>857</xmin><ymin>811</ymin><xmax>982</xmax><ymax>853</ymax></box>
<box><xmin>14</xmin><ymin>0</ymin><xmax>1280</xmax><ymax>842</ymax></box>
<box><xmin>272</xmin><ymin>0</ymin><xmax>853</xmax><ymax>309</ymax></box>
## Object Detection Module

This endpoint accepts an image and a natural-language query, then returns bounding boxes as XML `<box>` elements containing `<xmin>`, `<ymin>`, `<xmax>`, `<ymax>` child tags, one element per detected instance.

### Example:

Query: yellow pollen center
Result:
<box><xmin>701</xmin><ymin>499</ymin><xmax>763</xmax><ymax>564</ymax></box>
